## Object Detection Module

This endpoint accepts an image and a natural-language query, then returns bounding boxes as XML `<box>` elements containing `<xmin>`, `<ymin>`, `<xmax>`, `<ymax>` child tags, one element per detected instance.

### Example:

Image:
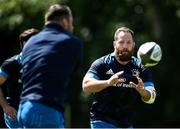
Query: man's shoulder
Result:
<box><xmin>58</xmin><ymin>30</ymin><xmax>81</xmax><ymax>43</ymax></box>
<box><xmin>131</xmin><ymin>56</ymin><xmax>148</xmax><ymax>71</ymax></box>
<box><xmin>131</xmin><ymin>56</ymin><xmax>142</xmax><ymax>66</ymax></box>
<box><xmin>2</xmin><ymin>54</ymin><xmax>21</xmax><ymax>66</ymax></box>
<box><xmin>0</xmin><ymin>54</ymin><xmax>21</xmax><ymax>75</ymax></box>
<box><xmin>100</xmin><ymin>53</ymin><xmax>114</xmax><ymax>64</ymax></box>
<box><xmin>91</xmin><ymin>53</ymin><xmax>113</xmax><ymax>66</ymax></box>
<box><xmin>55</xmin><ymin>31</ymin><xmax>82</xmax><ymax>46</ymax></box>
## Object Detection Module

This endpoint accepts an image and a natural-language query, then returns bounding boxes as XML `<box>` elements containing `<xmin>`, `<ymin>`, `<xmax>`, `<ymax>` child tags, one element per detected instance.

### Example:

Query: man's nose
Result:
<box><xmin>122</xmin><ymin>43</ymin><xmax>128</xmax><ymax>48</ymax></box>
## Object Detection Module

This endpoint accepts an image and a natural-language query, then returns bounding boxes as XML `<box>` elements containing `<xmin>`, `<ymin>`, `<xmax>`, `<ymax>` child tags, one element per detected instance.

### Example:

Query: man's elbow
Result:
<box><xmin>82</xmin><ymin>84</ymin><xmax>88</xmax><ymax>93</ymax></box>
<box><xmin>0</xmin><ymin>76</ymin><xmax>6</xmax><ymax>86</ymax></box>
<box><xmin>82</xmin><ymin>80</ymin><xmax>91</xmax><ymax>93</ymax></box>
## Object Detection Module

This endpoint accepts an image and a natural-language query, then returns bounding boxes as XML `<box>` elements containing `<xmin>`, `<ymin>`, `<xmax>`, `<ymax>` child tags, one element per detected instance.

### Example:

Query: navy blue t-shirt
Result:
<box><xmin>0</xmin><ymin>54</ymin><xmax>22</xmax><ymax>110</ymax></box>
<box><xmin>21</xmin><ymin>23</ymin><xmax>83</xmax><ymax>112</ymax></box>
<box><xmin>85</xmin><ymin>53</ymin><xmax>154</xmax><ymax>127</ymax></box>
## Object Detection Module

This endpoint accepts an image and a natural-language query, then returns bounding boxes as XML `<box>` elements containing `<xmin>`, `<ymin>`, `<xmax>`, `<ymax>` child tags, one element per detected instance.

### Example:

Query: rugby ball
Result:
<box><xmin>137</xmin><ymin>42</ymin><xmax>162</xmax><ymax>67</ymax></box>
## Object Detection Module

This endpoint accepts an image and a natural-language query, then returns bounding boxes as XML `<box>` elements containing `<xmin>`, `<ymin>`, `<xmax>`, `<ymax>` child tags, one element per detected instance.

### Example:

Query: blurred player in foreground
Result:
<box><xmin>0</xmin><ymin>28</ymin><xmax>39</xmax><ymax>128</ymax></box>
<box><xmin>82</xmin><ymin>27</ymin><xmax>156</xmax><ymax>128</ymax></box>
<box><xmin>17</xmin><ymin>4</ymin><xmax>83</xmax><ymax>128</ymax></box>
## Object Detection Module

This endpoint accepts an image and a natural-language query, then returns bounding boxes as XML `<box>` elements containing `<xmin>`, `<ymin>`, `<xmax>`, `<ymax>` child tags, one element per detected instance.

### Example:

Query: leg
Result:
<box><xmin>17</xmin><ymin>101</ymin><xmax>64</xmax><ymax>128</ymax></box>
<box><xmin>90</xmin><ymin>120</ymin><xmax>118</xmax><ymax>128</ymax></box>
<box><xmin>90</xmin><ymin>119</ymin><xmax>133</xmax><ymax>129</ymax></box>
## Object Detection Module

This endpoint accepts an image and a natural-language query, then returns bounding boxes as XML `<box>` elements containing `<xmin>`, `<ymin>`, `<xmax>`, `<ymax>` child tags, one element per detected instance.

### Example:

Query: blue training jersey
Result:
<box><xmin>85</xmin><ymin>53</ymin><xmax>154</xmax><ymax>127</ymax></box>
<box><xmin>0</xmin><ymin>54</ymin><xmax>22</xmax><ymax>110</ymax></box>
<box><xmin>21</xmin><ymin>23</ymin><xmax>83</xmax><ymax>112</ymax></box>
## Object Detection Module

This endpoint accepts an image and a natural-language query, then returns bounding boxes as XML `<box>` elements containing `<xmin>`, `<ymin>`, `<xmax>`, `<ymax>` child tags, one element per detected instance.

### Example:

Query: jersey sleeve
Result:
<box><xmin>0</xmin><ymin>55</ymin><xmax>20</xmax><ymax>79</ymax></box>
<box><xmin>140</xmin><ymin>67</ymin><xmax>154</xmax><ymax>88</ymax></box>
<box><xmin>85</xmin><ymin>58</ymin><xmax>105</xmax><ymax>80</ymax></box>
<box><xmin>0</xmin><ymin>68</ymin><xmax>8</xmax><ymax>79</ymax></box>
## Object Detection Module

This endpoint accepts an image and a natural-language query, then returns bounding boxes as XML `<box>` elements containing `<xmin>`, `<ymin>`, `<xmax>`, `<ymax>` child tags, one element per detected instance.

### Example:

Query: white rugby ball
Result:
<box><xmin>137</xmin><ymin>42</ymin><xmax>162</xmax><ymax>67</ymax></box>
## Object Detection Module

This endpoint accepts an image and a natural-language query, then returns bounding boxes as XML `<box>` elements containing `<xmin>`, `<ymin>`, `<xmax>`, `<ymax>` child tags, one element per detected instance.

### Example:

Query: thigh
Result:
<box><xmin>90</xmin><ymin>119</ymin><xmax>133</xmax><ymax>129</ymax></box>
<box><xmin>90</xmin><ymin>120</ymin><xmax>118</xmax><ymax>128</ymax></box>
<box><xmin>17</xmin><ymin>101</ymin><xmax>64</xmax><ymax>128</ymax></box>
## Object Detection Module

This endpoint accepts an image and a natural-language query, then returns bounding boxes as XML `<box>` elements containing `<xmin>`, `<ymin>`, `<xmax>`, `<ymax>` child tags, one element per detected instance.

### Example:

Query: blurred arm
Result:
<box><xmin>0</xmin><ymin>74</ymin><xmax>6</xmax><ymax>85</ymax></box>
<box><xmin>0</xmin><ymin>70</ymin><xmax>17</xmax><ymax>120</ymax></box>
<box><xmin>0</xmin><ymin>88</ymin><xmax>17</xmax><ymax>120</ymax></box>
<box><xmin>0</xmin><ymin>88</ymin><xmax>9</xmax><ymax>108</ymax></box>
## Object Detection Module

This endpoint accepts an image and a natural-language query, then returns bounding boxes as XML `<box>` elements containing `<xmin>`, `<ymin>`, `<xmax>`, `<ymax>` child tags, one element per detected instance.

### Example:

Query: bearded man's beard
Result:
<box><xmin>116</xmin><ymin>50</ymin><xmax>133</xmax><ymax>62</ymax></box>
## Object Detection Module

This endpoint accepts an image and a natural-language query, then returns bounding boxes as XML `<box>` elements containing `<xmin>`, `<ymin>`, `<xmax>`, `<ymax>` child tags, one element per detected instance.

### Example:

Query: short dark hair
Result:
<box><xmin>45</xmin><ymin>4</ymin><xmax>72</xmax><ymax>23</ymax></box>
<box><xmin>19</xmin><ymin>28</ymin><xmax>39</xmax><ymax>49</ymax></box>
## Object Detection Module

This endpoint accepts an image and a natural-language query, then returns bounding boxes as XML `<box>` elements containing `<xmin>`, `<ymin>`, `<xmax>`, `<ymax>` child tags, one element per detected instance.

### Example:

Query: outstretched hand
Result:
<box><xmin>107</xmin><ymin>71</ymin><xmax>125</xmax><ymax>86</ymax></box>
<box><xmin>3</xmin><ymin>105</ymin><xmax>17</xmax><ymax>121</ymax></box>
<box><xmin>130</xmin><ymin>76</ymin><xmax>145</xmax><ymax>93</ymax></box>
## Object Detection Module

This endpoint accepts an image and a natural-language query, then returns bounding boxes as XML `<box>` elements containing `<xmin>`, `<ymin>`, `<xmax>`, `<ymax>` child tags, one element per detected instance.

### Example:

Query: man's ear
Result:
<box><xmin>133</xmin><ymin>42</ymin><xmax>135</xmax><ymax>48</ymax></box>
<box><xmin>59</xmin><ymin>18</ymin><xmax>68</xmax><ymax>29</ymax></box>
<box><xmin>113</xmin><ymin>41</ymin><xmax>116</xmax><ymax>48</ymax></box>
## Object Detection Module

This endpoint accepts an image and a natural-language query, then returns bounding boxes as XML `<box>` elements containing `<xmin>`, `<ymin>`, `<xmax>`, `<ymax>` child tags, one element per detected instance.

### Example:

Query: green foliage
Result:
<box><xmin>1</xmin><ymin>0</ymin><xmax>180</xmax><ymax>127</ymax></box>
<box><xmin>0</xmin><ymin>0</ymin><xmax>65</xmax><ymax>32</ymax></box>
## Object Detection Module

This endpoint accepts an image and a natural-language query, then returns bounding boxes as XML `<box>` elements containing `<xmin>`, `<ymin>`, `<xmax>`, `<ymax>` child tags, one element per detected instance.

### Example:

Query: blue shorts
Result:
<box><xmin>4</xmin><ymin>113</ymin><xmax>20</xmax><ymax>128</ymax></box>
<box><xmin>17</xmin><ymin>101</ymin><xmax>64</xmax><ymax>128</ymax></box>
<box><xmin>90</xmin><ymin>119</ymin><xmax>133</xmax><ymax>129</ymax></box>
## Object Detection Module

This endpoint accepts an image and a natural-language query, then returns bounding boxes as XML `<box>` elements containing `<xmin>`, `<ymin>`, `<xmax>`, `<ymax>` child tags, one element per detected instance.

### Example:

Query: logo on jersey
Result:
<box><xmin>131</xmin><ymin>69</ymin><xmax>140</xmax><ymax>77</ymax></box>
<box><xmin>106</xmin><ymin>69</ymin><xmax>114</xmax><ymax>75</ymax></box>
<box><xmin>114</xmin><ymin>83</ymin><xmax>133</xmax><ymax>88</ymax></box>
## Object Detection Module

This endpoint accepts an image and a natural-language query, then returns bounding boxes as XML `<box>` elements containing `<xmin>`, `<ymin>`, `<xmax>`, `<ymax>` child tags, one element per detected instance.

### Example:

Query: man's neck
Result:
<box><xmin>115</xmin><ymin>56</ymin><xmax>130</xmax><ymax>65</ymax></box>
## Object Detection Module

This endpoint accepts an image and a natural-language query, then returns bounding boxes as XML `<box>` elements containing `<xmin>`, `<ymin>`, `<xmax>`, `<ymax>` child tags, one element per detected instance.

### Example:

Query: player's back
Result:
<box><xmin>21</xmin><ymin>23</ymin><xmax>82</xmax><ymax>112</ymax></box>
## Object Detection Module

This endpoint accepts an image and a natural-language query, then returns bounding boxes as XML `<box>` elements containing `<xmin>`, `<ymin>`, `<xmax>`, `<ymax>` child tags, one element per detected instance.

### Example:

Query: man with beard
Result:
<box><xmin>82</xmin><ymin>27</ymin><xmax>156</xmax><ymax>128</ymax></box>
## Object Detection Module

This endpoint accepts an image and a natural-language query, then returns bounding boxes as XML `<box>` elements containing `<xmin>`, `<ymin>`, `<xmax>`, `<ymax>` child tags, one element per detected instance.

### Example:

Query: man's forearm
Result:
<box><xmin>140</xmin><ymin>88</ymin><xmax>156</xmax><ymax>104</ymax></box>
<box><xmin>82</xmin><ymin>78</ymin><xmax>109</xmax><ymax>93</ymax></box>
<box><xmin>0</xmin><ymin>88</ymin><xmax>9</xmax><ymax>108</ymax></box>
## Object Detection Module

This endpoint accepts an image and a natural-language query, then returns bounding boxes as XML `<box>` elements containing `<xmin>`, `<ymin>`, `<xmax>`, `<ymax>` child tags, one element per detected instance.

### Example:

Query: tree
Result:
<box><xmin>0</xmin><ymin>0</ymin><xmax>180</xmax><ymax>127</ymax></box>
